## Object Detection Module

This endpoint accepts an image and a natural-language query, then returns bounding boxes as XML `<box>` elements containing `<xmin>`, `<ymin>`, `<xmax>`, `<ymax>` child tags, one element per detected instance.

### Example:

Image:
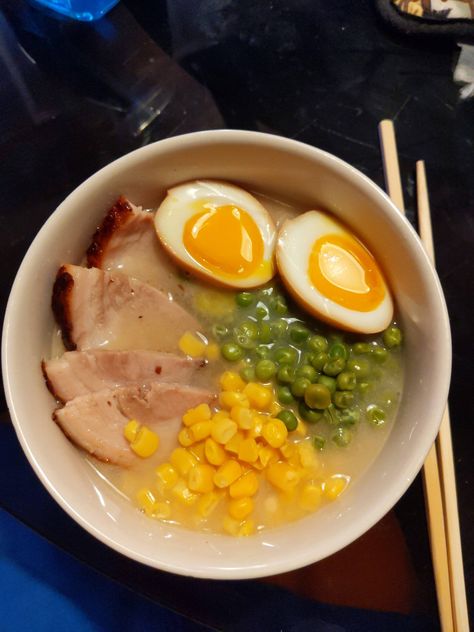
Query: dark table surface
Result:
<box><xmin>0</xmin><ymin>0</ymin><xmax>472</xmax><ymax>629</ymax></box>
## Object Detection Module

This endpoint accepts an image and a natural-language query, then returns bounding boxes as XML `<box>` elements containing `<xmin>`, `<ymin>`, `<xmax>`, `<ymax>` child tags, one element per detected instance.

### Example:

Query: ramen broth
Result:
<box><xmin>50</xmin><ymin>191</ymin><xmax>403</xmax><ymax>534</ymax></box>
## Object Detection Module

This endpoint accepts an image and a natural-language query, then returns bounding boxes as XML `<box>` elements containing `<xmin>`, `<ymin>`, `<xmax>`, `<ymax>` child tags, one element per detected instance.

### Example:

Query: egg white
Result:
<box><xmin>154</xmin><ymin>180</ymin><xmax>276</xmax><ymax>288</ymax></box>
<box><xmin>276</xmin><ymin>211</ymin><xmax>394</xmax><ymax>334</ymax></box>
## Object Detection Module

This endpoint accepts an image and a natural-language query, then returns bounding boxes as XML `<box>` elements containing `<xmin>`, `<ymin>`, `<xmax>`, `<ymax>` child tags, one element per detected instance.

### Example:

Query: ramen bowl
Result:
<box><xmin>2</xmin><ymin>130</ymin><xmax>451</xmax><ymax>579</ymax></box>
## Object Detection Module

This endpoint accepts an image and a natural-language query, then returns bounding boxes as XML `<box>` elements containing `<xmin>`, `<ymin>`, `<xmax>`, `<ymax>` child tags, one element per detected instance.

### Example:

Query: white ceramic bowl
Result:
<box><xmin>2</xmin><ymin>130</ymin><xmax>451</xmax><ymax>579</ymax></box>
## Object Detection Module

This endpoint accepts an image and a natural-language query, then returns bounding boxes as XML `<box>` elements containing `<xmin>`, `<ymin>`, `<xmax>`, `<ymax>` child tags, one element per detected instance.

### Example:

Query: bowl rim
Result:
<box><xmin>1</xmin><ymin>129</ymin><xmax>452</xmax><ymax>579</ymax></box>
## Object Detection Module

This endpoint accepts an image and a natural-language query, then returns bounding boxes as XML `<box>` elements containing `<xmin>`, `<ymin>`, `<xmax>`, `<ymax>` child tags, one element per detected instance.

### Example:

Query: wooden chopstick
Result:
<box><xmin>416</xmin><ymin>161</ymin><xmax>470</xmax><ymax>632</ymax></box>
<box><xmin>378</xmin><ymin>120</ymin><xmax>455</xmax><ymax>632</ymax></box>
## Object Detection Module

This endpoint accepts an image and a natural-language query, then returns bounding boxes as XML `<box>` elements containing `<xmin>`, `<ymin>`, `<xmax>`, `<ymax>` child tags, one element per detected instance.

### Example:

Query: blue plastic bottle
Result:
<box><xmin>32</xmin><ymin>0</ymin><xmax>119</xmax><ymax>21</ymax></box>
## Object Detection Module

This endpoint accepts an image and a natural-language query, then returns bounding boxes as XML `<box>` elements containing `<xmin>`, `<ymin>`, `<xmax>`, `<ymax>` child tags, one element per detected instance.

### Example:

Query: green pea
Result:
<box><xmin>255</xmin><ymin>359</ymin><xmax>277</xmax><ymax>381</ymax></box>
<box><xmin>383</xmin><ymin>326</ymin><xmax>402</xmax><ymax>349</ymax></box>
<box><xmin>289</xmin><ymin>323</ymin><xmax>310</xmax><ymax>343</ymax></box>
<box><xmin>212</xmin><ymin>324</ymin><xmax>228</xmax><ymax>340</ymax></box>
<box><xmin>323</xmin><ymin>404</ymin><xmax>340</xmax><ymax>425</ymax></box>
<box><xmin>300</xmin><ymin>352</ymin><xmax>316</xmax><ymax>367</ymax></box>
<box><xmin>270</xmin><ymin>295</ymin><xmax>288</xmax><ymax>316</ymax></box>
<box><xmin>298</xmin><ymin>401</ymin><xmax>322</xmax><ymax>424</ymax></box>
<box><xmin>296</xmin><ymin>365</ymin><xmax>318</xmax><ymax>382</ymax></box>
<box><xmin>318</xmin><ymin>375</ymin><xmax>337</xmax><ymax>394</ymax></box>
<box><xmin>372</xmin><ymin>347</ymin><xmax>388</xmax><ymax>363</ymax></box>
<box><xmin>221</xmin><ymin>342</ymin><xmax>244</xmax><ymax>362</ymax></box>
<box><xmin>277</xmin><ymin>365</ymin><xmax>296</xmax><ymax>384</ymax></box>
<box><xmin>277</xmin><ymin>385</ymin><xmax>295</xmax><ymax>404</ymax></box>
<box><xmin>277</xmin><ymin>410</ymin><xmax>298</xmax><ymax>432</ymax></box>
<box><xmin>307</xmin><ymin>335</ymin><xmax>328</xmax><ymax>354</ymax></box>
<box><xmin>256</xmin><ymin>303</ymin><xmax>269</xmax><ymax>320</ymax></box>
<box><xmin>352</xmin><ymin>342</ymin><xmax>371</xmax><ymax>354</ymax></box>
<box><xmin>332</xmin><ymin>427</ymin><xmax>352</xmax><ymax>447</ymax></box>
<box><xmin>236</xmin><ymin>292</ymin><xmax>254</xmax><ymax>307</ymax></box>
<box><xmin>255</xmin><ymin>344</ymin><xmax>271</xmax><ymax>360</ymax></box>
<box><xmin>323</xmin><ymin>358</ymin><xmax>346</xmax><ymax>377</ymax></box>
<box><xmin>304</xmin><ymin>383</ymin><xmax>332</xmax><ymax>409</ymax></box>
<box><xmin>333</xmin><ymin>390</ymin><xmax>355</xmax><ymax>409</ymax></box>
<box><xmin>240</xmin><ymin>366</ymin><xmax>256</xmax><ymax>383</ymax></box>
<box><xmin>336</xmin><ymin>371</ymin><xmax>356</xmax><ymax>391</ymax></box>
<box><xmin>270</xmin><ymin>320</ymin><xmax>288</xmax><ymax>339</ymax></box>
<box><xmin>310</xmin><ymin>351</ymin><xmax>328</xmax><ymax>371</ymax></box>
<box><xmin>338</xmin><ymin>408</ymin><xmax>360</xmax><ymax>426</ymax></box>
<box><xmin>258</xmin><ymin>322</ymin><xmax>273</xmax><ymax>344</ymax></box>
<box><xmin>233</xmin><ymin>333</ymin><xmax>256</xmax><ymax>350</ymax></box>
<box><xmin>312</xmin><ymin>435</ymin><xmax>326</xmax><ymax>450</ymax></box>
<box><xmin>367</xmin><ymin>405</ymin><xmax>386</xmax><ymax>426</ymax></box>
<box><xmin>346</xmin><ymin>357</ymin><xmax>370</xmax><ymax>378</ymax></box>
<box><xmin>328</xmin><ymin>342</ymin><xmax>348</xmax><ymax>361</ymax></box>
<box><xmin>236</xmin><ymin>320</ymin><xmax>259</xmax><ymax>339</ymax></box>
<box><xmin>274</xmin><ymin>346</ymin><xmax>298</xmax><ymax>365</ymax></box>
<box><xmin>291</xmin><ymin>377</ymin><xmax>311</xmax><ymax>398</ymax></box>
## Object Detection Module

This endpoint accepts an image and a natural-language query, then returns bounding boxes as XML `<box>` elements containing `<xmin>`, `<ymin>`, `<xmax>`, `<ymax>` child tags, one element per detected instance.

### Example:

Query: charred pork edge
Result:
<box><xmin>86</xmin><ymin>196</ymin><xmax>134</xmax><ymax>268</ymax></box>
<box><xmin>51</xmin><ymin>266</ymin><xmax>77</xmax><ymax>351</ymax></box>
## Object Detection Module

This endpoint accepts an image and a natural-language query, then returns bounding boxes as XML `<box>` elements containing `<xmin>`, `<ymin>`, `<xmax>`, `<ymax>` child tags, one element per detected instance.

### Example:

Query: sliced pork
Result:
<box><xmin>52</xmin><ymin>264</ymin><xmax>200</xmax><ymax>352</ymax></box>
<box><xmin>42</xmin><ymin>350</ymin><xmax>205</xmax><ymax>403</ymax></box>
<box><xmin>53</xmin><ymin>382</ymin><xmax>215</xmax><ymax>467</ymax></box>
<box><xmin>86</xmin><ymin>197</ymin><xmax>187</xmax><ymax>296</ymax></box>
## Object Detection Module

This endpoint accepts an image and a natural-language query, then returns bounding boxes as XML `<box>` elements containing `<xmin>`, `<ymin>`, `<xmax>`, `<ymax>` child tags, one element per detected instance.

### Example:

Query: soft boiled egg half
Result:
<box><xmin>154</xmin><ymin>180</ymin><xmax>277</xmax><ymax>288</ymax></box>
<box><xmin>277</xmin><ymin>211</ymin><xmax>393</xmax><ymax>334</ymax></box>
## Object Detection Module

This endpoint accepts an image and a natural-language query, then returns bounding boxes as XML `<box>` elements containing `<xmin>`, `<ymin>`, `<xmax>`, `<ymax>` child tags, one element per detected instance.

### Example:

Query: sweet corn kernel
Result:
<box><xmin>220</xmin><ymin>371</ymin><xmax>246</xmax><ymax>392</ymax></box>
<box><xmin>194</xmin><ymin>288</ymin><xmax>235</xmax><ymax>318</ymax></box>
<box><xmin>206</xmin><ymin>343</ymin><xmax>220</xmax><ymax>361</ymax></box>
<box><xmin>299</xmin><ymin>484</ymin><xmax>323</xmax><ymax>511</ymax></box>
<box><xmin>136</xmin><ymin>488</ymin><xmax>157</xmax><ymax>516</ymax></box>
<box><xmin>224</xmin><ymin>431</ymin><xmax>244</xmax><ymax>454</ymax></box>
<box><xmin>197</xmin><ymin>491</ymin><xmax>222</xmax><ymax>517</ymax></box>
<box><xmin>244</xmin><ymin>383</ymin><xmax>272</xmax><ymax>410</ymax></box>
<box><xmin>229</xmin><ymin>470</ymin><xmax>259</xmax><ymax>498</ymax></box>
<box><xmin>324</xmin><ymin>476</ymin><xmax>348</xmax><ymax>500</ymax></box>
<box><xmin>269</xmin><ymin>401</ymin><xmax>282</xmax><ymax>416</ymax></box>
<box><xmin>172</xmin><ymin>480</ymin><xmax>198</xmax><ymax>505</ymax></box>
<box><xmin>219</xmin><ymin>391</ymin><xmax>250</xmax><ymax>410</ymax></box>
<box><xmin>123</xmin><ymin>419</ymin><xmax>141</xmax><ymax>443</ymax></box>
<box><xmin>296</xmin><ymin>419</ymin><xmax>307</xmax><ymax>436</ymax></box>
<box><xmin>155</xmin><ymin>463</ymin><xmax>179</xmax><ymax>489</ymax></box>
<box><xmin>182</xmin><ymin>403</ymin><xmax>212</xmax><ymax>427</ymax></box>
<box><xmin>238</xmin><ymin>519</ymin><xmax>255</xmax><ymax>537</ymax></box>
<box><xmin>188</xmin><ymin>463</ymin><xmax>215</xmax><ymax>494</ymax></box>
<box><xmin>214</xmin><ymin>459</ymin><xmax>242</xmax><ymax>488</ymax></box>
<box><xmin>130</xmin><ymin>426</ymin><xmax>160</xmax><ymax>458</ymax></box>
<box><xmin>279</xmin><ymin>441</ymin><xmax>295</xmax><ymax>460</ymax></box>
<box><xmin>204</xmin><ymin>438</ymin><xmax>226</xmax><ymax>466</ymax></box>
<box><xmin>298</xmin><ymin>441</ymin><xmax>319</xmax><ymax>469</ymax></box>
<box><xmin>211</xmin><ymin>418</ymin><xmax>238</xmax><ymax>445</ymax></box>
<box><xmin>179</xmin><ymin>331</ymin><xmax>207</xmax><ymax>357</ymax></box>
<box><xmin>230</xmin><ymin>405</ymin><xmax>254</xmax><ymax>430</ymax></box>
<box><xmin>238</xmin><ymin>437</ymin><xmax>259</xmax><ymax>463</ymax></box>
<box><xmin>190</xmin><ymin>420</ymin><xmax>212</xmax><ymax>442</ymax></box>
<box><xmin>223</xmin><ymin>515</ymin><xmax>240</xmax><ymax>536</ymax></box>
<box><xmin>188</xmin><ymin>441</ymin><xmax>206</xmax><ymax>462</ymax></box>
<box><xmin>212</xmin><ymin>410</ymin><xmax>230</xmax><ymax>423</ymax></box>
<box><xmin>228</xmin><ymin>496</ymin><xmax>254</xmax><ymax>520</ymax></box>
<box><xmin>154</xmin><ymin>501</ymin><xmax>172</xmax><ymax>519</ymax></box>
<box><xmin>267</xmin><ymin>462</ymin><xmax>301</xmax><ymax>493</ymax></box>
<box><xmin>248</xmin><ymin>414</ymin><xmax>266</xmax><ymax>438</ymax></box>
<box><xmin>262</xmin><ymin>419</ymin><xmax>288</xmax><ymax>448</ymax></box>
<box><xmin>258</xmin><ymin>445</ymin><xmax>279</xmax><ymax>468</ymax></box>
<box><xmin>170</xmin><ymin>447</ymin><xmax>197</xmax><ymax>476</ymax></box>
<box><xmin>178</xmin><ymin>427</ymin><xmax>194</xmax><ymax>447</ymax></box>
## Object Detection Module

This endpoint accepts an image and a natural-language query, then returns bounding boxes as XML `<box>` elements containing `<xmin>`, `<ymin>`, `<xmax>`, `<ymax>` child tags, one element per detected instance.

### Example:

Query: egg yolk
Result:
<box><xmin>308</xmin><ymin>233</ymin><xmax>385</xmax><ymax>311</ymax></box>
<box><xmin>183</xmin><ymin>204</ymin><xmax>264</xmax><ymax>277</ymax></box>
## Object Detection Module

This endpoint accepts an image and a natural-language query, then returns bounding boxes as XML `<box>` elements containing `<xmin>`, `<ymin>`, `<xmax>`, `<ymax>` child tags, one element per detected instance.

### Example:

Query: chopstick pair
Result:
<box><xmin>378</xmin><ymin>120</ymin><xmax>469</xmax><ymax>632</ymax></box>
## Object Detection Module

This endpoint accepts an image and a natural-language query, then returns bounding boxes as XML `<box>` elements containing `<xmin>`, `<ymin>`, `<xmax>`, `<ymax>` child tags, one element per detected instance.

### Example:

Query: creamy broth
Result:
<box><xmin>49</xmin><ymin>190</ymin><xmax>403</xmax><ymax>535</ymax></box>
